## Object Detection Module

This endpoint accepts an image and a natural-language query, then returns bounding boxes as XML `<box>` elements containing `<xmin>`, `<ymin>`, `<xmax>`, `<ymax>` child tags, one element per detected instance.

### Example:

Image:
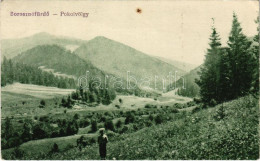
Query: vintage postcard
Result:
<box><xmin>0</xmin><ymin>0</ymin><xmax>259</xmax><ymax>160</ymax></box>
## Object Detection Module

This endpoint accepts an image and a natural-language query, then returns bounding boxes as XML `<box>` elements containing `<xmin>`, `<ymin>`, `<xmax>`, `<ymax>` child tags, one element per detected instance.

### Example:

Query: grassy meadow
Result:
<box><xmin>2</xmin><ymin>94</ymin><xmax>258</xmax><ymax>160</ymax></box>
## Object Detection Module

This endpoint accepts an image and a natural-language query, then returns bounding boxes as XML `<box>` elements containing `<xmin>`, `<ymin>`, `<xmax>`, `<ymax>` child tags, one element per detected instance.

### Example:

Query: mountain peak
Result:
<box><xmin>31</xmin><ymin>32</ymin><xmax>55</xmax><ymax>38</ymax></box>
<box><xmin>91</xmin><ymin>36</ymin><xmax>112</xmax><ymax>42</ymax></box>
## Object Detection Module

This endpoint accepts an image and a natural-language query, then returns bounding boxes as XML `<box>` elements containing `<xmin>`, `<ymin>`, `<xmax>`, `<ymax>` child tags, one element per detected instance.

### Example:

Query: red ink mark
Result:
<box><xmin>136</xmin><ymin>8</ymin><xmax>142</xmax><ymax>14</ymax></box>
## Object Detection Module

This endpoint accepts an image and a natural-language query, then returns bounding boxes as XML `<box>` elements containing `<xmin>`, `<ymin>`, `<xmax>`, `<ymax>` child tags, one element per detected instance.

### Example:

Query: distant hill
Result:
<box><xmin>12</xmin><ymin>45</ymin><xmax>147</xmax><ymax>96</ymax></box>
<box><xmin>13</xmin><ymin>45</ymin><xmax>105</xmax><ymax>78</ymax></box>
<box><xmin>168</xmin><ymin>65</ymin><xmax>201</xmax><ymax>97</ymax></box>
<box><xmin>155</xmin><ymin>56</ymin><xmax>198</xmax><ymax>72</ymax></box>
<box><xmin>4</xmin><ymin>33</ymin><xmax>186</xmax><ymax>92</ymax></box>
<box><xmin>1</xmin><ymin>32</ymin><xmax>86</xmax><ymax>59</ymax></box>
<box><xmin>75</xmin><ymin>36</ymin><xmax>186</xmax><ymax>91</ymax></box>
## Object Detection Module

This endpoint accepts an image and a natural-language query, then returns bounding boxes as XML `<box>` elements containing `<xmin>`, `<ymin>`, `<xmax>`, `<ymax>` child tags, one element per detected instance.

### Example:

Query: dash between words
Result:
<box><xmin>10</xmin><ymin>11</ymin><xmax>89</xmax><ymax>18</ymax></box>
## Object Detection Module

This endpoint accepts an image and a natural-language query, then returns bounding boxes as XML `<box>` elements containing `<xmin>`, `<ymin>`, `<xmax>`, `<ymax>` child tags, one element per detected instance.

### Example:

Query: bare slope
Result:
<box><xmin>75</xmin><ymin>36</ymin><xmax>186</xmax><ymax>91</ymax></box>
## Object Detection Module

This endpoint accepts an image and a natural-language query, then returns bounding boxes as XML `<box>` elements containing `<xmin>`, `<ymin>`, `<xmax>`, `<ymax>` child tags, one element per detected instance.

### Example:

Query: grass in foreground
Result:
<box><xmin>3</xmin><ymin>95</ymin><xmax>259</xmax><ymax>160</ymax></box>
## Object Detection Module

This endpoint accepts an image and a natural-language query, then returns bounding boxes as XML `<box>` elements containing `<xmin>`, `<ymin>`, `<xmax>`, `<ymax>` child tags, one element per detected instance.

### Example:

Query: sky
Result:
<box><xmin>1</xmin><ymin>0</ymin><xmax>258</xmax><ymax>65</ymax></box>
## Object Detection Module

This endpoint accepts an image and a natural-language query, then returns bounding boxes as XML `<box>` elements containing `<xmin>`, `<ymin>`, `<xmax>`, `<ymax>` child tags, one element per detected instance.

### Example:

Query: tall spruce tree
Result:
<box><xmin>217</xmin><ymin>47</ymin><xmax>232</xmax><ymax>101</ymax></box>
<box><xmin>227</xmin><ymin>13</ymin><xmax>253</xmax><ymax>98</ymax></box>
<box><xmin>196</xmin><ymin>19</ymin><xmax>222</xmax><ymax>104</ymax></box>
<box><xmin>250</xmin><ymin>16</ymin><xmax>259</xmax><ymax>93</ymax></box>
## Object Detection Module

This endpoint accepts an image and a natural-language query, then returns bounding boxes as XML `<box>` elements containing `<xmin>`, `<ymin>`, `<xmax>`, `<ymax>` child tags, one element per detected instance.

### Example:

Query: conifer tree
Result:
<box><xmin>196</xmin><ymin>19</ymin><xmax>222</xmax><ymax>103</ymax></box>
<box><xmin>227</xmin><ymin>13</ymin><xmax>253</xmax><ymax>98</ymax></box>
<box><xmin>217</xmin><ymin>47</ymin><xmax>232</xmax><ymax>101</ymax></box>
<box><xmin>102</xmin><ymin>89</ymin><xmax>111</xmax><ymax>105</ymax></box>
<box><xmin>250</xmin><ymin>16</ymin><xmax>259</xmax><ymax>93</ymax></box>
<box><xmin>4</xmin><ymin>117</ymin><xmax>13</xmax><ymax>139</ymax></box>
<box><xmin>79</xmin><ymin>84</ymin><xmax>84</xmax><ymax>98</ymax></box>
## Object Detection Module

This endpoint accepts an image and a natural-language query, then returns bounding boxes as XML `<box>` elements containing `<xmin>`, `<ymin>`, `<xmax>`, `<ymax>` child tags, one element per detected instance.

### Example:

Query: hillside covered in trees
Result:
<box><xmin>1</xmin><ymin>57</ymin><xmax>76</xmax><ymax>88</ymax></box>
<box><xmin>12</xmin><ymin>45</ymin><xmax>151</xmax><ymax>96</ymax></box>
<box><xmin>13</xmin><ymin>45</ymin><xmax>104</xmax><ymax>78</ymax></box>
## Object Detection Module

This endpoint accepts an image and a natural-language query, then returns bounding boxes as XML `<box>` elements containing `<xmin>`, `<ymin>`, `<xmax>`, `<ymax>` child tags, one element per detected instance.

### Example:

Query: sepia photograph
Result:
<box><xmin>0</xmin><ymin>0</ymin><xmax>259</xmax><ymax>160</ymax></box>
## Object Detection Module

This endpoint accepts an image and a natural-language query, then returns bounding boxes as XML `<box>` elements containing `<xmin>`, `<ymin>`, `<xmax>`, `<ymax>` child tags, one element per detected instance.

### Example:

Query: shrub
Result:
<box><xmin>193</xmin><ymin>97</ymin><xmax>202</xmax><ymax>104</ymax></box>
<box><xmin>104</xmin><ymin>112</ymin><xmax>113</xmax><ymax>117</ymax></box>
<box><xmin>137</xmin><ymin>110</ymin><xmax>144</xmax><ymax>115</ymax></box>
<box><xmin>133</xmin><ymin>124</ymin><xmax>139</xmax><ymax>131</ymax></box>
<box><xmin>100</xmin><ymin>116</ymin><xmax>107</xmax><ymax>122</ymax></box>
<box><xmin>104</xmin><ymin>120</ymin><xmax>115</xmax><ymax>131</ymax></box>
<box><xmin>192</xmin><ymin>106</ymin><xmax>201</xmax><ymax>114</ymax></box>
<box><xmin>39</xmin><ymin>116</ymin><xmax>49</xmax><ymax>122</ymax></box>
<box><xmin>116</xmin><ymin>120</ymin><xmax>122</xmax><ymax>128</ymax></box>
<box><xmin>120</xmin><ymin>125</ymin><xmax>129</xmax><ymax>134</ymax></box>
<box><xmin>214</xmin><ymin>105</ymin><xmax>226</xmax><ymax>121</ymax></box>
<box><xmin>170</xmin><ymin>108</ymin><xmax>178</xmax><ymax>113</ymax></box>
<box><xmin>50</xmin><ymin>143</ymin><xmax>59</xmax><ymax>153</ymax></box>
<box><xmin>115</xmin><ymin>104</ymin><xmax>120</xmax><ymax>109</ymax></box>
<box><xmin>174</xmin><ymin>103</ymin><xmax>183</xmax><ymax>109</ymax></box>
<box><xmin>77</xmin><ymin>136</ymin><xmax>87</xmax><ymax>151</ymax></box>
<box><xmin>187</xmin><ymin>101</ymin><xmax>196</xmax><ymax>107</ymax></box>
<box><xmin>209</xmin><ymin>99</ymin><xmax>217</xmax><ymax>107</ymax></box>
<box><xmin>89</xmin><ymin>138</ymin><xmax>96</xmax><ymax>144</ymax></box>
<box><xmin>61</xmin><ymin>98</ymin><xmax>66</xmax><ymax>107</ymax></box>
<box><xmin>18</xmin><ymin>120</ymin><xmax>24</xmax><ymax>123</ymax></box>
<box><xmin>201</xmin><ymin>103</ymin><xmax>208</xmax><ymax>109</ymax></box>
<box><xmin>148</xmin><ymin>114</ymin><xmax>154</xmax><ymax>121</ymax></box>
<box><xmin>39</xmin><ymin>100</ymin><xmax>46</xmax><ymax>108</ymax></box>
<box><xmin>119</xmin><ymin>98</ymin><xmax>123</xmax><ymax>104</ymax></box>
<box><xmin>66</xmin><ymin>120</ymin><xmax>79</xmax><ymax>135</ymax></box>
<box><xmin>145</xmin><ymin>104</ymin><xmax>157</xmax><ymax>109</ymax></box>
<box><xmin>125</xmin><ymin>112</ymin><xmax>135</xmax><ymax>124</ymax></box>
<box><xmin>145</xmin><ymin>104</ymin><xmax>152</xmax><ymax>108</ymax></box>
<box><xmin>71</xmin><ymin>91</ymin><xmax>80</xmax><ymax>100</ymax></box>
<box><xmin>91</xmin><ymin>120</ymin><xmax>97</xmax><ymax>132</ymax></box>
<box><xmin>12</xmin><ymin>146</ymin><xmax>24</xmax><ymax>159</ymax></box>
<box><xmin>155</xmin><ymin>114</ymin><xmax>163</xmax><ymax>124</ymax></box>
<box><xmin>73</xmin><ymin>113</ymin><xmax>80</xmax><ymax>120</ymax></box>
<box><xmin>130</xmin><ymin>110</ymin><xmax>136</xmax><ymax>115</ymax></box>
<box><xmin>145</xmin><ymin>120</ymin><xmax>153</xmax><ymax>127</ymax></box>
<box><xmin>79</xmin><ymin>119</ymin><xmax>90</xmax><ymax>128</ymax></box>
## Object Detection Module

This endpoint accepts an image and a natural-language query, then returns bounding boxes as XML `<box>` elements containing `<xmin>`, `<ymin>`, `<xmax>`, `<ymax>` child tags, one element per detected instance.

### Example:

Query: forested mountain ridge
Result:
<box><xmin>13</xmin><ymin>45</ymin><xmax>105</xmax><ymax>78</ymax></box>
<box><xmin>11</xmin><ymin>45</ymin><xmax>149</xmax><ymax>96</ymax></box>
<box><xmin>1</xmin><ymin>57</ymin><xmax>76</xmax><ymax>88</ymax></box>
